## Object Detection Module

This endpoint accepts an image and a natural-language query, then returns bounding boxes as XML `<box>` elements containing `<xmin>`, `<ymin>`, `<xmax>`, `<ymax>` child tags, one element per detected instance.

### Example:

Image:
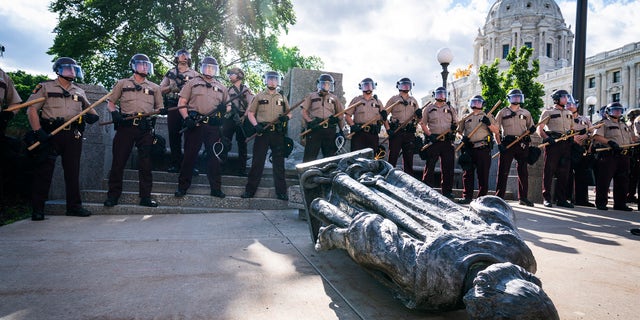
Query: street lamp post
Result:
<box><xmin>437</xmin><ymin>48</ymin><xmax>454</xmax><ymax>89</ymax></box>
<box><xmin>586</xmin><ymin>95</ymin><xmax>597</xmax><ymax>122</ymax></box>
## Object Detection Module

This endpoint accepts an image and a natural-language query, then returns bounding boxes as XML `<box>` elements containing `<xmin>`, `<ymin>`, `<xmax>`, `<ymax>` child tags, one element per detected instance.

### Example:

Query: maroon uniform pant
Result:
<box><xmin>351</xmin><ymin>131</ymin><xmax>379</xmax><ymax>153</ymax></box>
<box><xmin>462</xmin><ymin>146</ymin><xmax>491</xmax><ymax>199</ymax></box>
<box><xmin>495</xmin><ymin>143</ymin><xmax>529</xmax><ymax>200</ymax></box>
<box><xmin>542</xmin><ymin>141</ymin><xmax>571</xmax><ymax>203</ymax></box>
<box><xmin>422</xmin><ymin>141</ymin><xmax>455</xmax><ymax>195</ymax></box>
<box><xmin>595</xmin><ymin>152</ymin><xmax>630</xmax><ymax>208</ymax></box>
<box><xmin>222</xmin><ymin>118</ymin><xmax>247</xmax><ymax>173</ymax></box>
<box><xmin>31</xmin><ymin>131</ymin><xmax>82</xmax><ymax>212</ymax></box>
<box><xmin>107</xmin><ymin>126</ymin><xmax>153</xmax><ymax>199</ymax></box>
<box><xmin>166</xmin><ymin>107</ymin><xmax>183</xmax><ymax>167</ymax></box>
<box><xmin>304</xmin><ymin>127</ymin><xmax>338</xmax><ymax>162</ymax></box>
<box><xmin>245</xmin><ymin>131</ymin><xmax>287</xmax><ymax>195</ymax></box>
<box><xmin>388</xmin><ymin>131</ymin><xmax>415</xmax><ymax>175</ymax></box>
<box><xmin>179</xmin><ymin>124</ymin><xmax>222</xmax><ymax>191</ymax></box>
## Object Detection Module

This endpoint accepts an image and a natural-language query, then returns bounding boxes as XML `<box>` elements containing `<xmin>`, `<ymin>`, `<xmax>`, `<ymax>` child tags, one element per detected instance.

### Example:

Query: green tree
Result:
<box><xmin>48</xmin><ymin>0</ymin><xmax>322</xmax><ymax>88</ymax></box>
<box><xmin>478</xmin><ymin>46</ymin><xmax>545</xmax><ymax>122</ymax></box>
<box><xmin>5</xmin><ymin>70</ymin><xmax>50</xmax><ymax>136</ymax></box>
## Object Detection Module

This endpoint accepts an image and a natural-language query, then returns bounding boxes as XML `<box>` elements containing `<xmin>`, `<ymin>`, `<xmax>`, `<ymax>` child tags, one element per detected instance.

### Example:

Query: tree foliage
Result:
<box><xmin>478</xmin><ymin>46</ymin><xmax>545</xmax><ymax>122</ymax></box>
<box><xmin>48</xmin><ymin>0</ymin><xmax>323</xmax><ymax>89</ymax></box>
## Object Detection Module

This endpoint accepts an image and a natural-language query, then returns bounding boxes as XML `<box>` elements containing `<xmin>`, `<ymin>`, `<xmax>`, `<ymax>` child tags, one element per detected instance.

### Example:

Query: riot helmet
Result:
<box><xmin>433</xmin><ymin>87</ymin><xmax>447</xmax><ymax>102</ymax></box>
<box><xmin>227</xmin><ymin>67</ymin><xmax>245</xmax><ymax>80</ymax></box>
<box><xmin>263</xmin><ymin>71</ymin><xmax>282</xmax><ymax>89</ymax></box>
<box><xmin>396</xmin><ymin>78</ymin><xmax>414</xmax><ymax>92</ymax></box>
<box><xmin>551</xmin><ymin>89</ymin><xmax>570</xmax><ymax>105</ymax></box>
<box><xmin>129</xmin><ymin>53</ymin><xmax>154</xmax><ymax>77</ymax></box>
<box><xmin>605</xmin><ymin>102</ymin><xmax>625</xmax><ymax>119</ymax></box>
<box><xmin>200</xmin><ymin>56</ymin><xmax>219</xmax><ymax>78</ymax></box>
<box><xmin>564</xmin><ymin>94</ymin><xmax>578</xmax><ymax>111</ymax></box>
<box><xmin>469</xmin><ymin>95</ymin><xmax>485</xmax><ymax>110</ymax></box>
<box><xmin>317</xmin><ymin>74</ymin><xmax>335</xmax><ymax>93</ymax></box>
<box><xmin>358</xmin><ymin>78</ymin><xmax>376</xmax><ymax>93</ymax></box>
<box><xmin>53</xmin><ymin>57</ymin><xmax>83</xmax><ymax>81</ymax></box>
<box><xmin>507</xmin><ymin>89</ymin><xmax>525</xmax><ymax>105</ymax></box>
<box><xmin>174</xmin><ymin>49</ymin><xmax>191</xmax><ymax>67</ymax></box>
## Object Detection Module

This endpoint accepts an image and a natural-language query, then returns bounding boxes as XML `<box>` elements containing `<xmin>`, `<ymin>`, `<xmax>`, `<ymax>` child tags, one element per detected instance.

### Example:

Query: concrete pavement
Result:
<box><xmin>0</xmin><ymin>202</ymin><xmax>639</xmax><ymax>319</ymax></box>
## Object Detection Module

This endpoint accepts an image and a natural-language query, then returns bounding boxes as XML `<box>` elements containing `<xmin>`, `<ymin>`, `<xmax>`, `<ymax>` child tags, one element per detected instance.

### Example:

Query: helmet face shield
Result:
<box><xmin>264</xmin><ymin>72</ymin><xmax>281</xmax><ymax>89</ymax></box>
<box><xmin>201</xmin><ymin>63</ymin><xmax>219</xmax><ymax>77</ymax></box>
<box><xmin>508</xmin><ymin>93</ymin><xmax>525</xmax><ymax>105</ymax></box>
<box><xmin>565</xmin><ymin>95</ymin><xmax>577</xmax><ymax>110</ymax></box>
<box><xmin>132</xmin><ymin>60</ymin><xmax>154</xmax><ymax>76</ymax></box>
<box><xmin>317</xmin><ymin>80</ymin><xmax>334</xmax><ymax>92</ymax></box>
<box><xmin>396</xmin><ymin>80</ymin><xmax>412</xmax><ymax>92</ymax></box>
<box><xmin>57</xmin><ymin>64</ymin><xmax>83</xmax><ymax>80</ymax></box>
<box><xmin>469</xmin><ymin>97</ymin><xmax>484</xmax><ymax>109</ymax></box>
<box><xmin>434</xmin><ymin>88</ymin><xmax>447</xmax><ymax>101</ymax></box>
<box><xmin>359</xmin><ymin>80</ymin><xmax>376</xmax><ymax>92</ymax></box>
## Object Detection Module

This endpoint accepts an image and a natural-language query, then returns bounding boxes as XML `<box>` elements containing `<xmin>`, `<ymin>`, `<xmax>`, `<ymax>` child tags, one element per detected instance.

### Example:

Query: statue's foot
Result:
<box><xmin>315</xmin><ymin>225</ymin><xmax>341</xmax><ymax>251</ymax></box>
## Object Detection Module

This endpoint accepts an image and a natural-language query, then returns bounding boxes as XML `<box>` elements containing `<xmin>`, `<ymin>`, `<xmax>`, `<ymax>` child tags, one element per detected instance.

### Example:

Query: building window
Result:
<box><xmin>502</xmin><ymin>45</ymin><xmax>510</xmax><ymax>58</ymax></box>
<box><xmin>612</xmin><ymin>93</ymin><xmax>620</xmax><ymax>102</ymax></box>
<box><xmin>588</xmin><ymin>77</ymin><xmax>596</xmax><ymax>88</ymax></box>
<box><xmin>524</xmin><ymin>42</ymin><xmax>532</xmax><ymax>49</ymax></box>
<box><xmin>613</xmin><ymin>71</ymin><xmax>621</xmax><ymax>83</ymax></box>
<box><xmin>546</xmin><ymin>43</ymin><xmax>552</xmax><ymax>58</ymax></box>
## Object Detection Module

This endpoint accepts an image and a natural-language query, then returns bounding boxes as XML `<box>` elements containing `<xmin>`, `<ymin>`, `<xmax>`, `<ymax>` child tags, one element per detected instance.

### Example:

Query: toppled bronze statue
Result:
<box><xmin>296</xmin><ymin>149</ymin><xmax>558</xmax><ymax>319</ymax></box>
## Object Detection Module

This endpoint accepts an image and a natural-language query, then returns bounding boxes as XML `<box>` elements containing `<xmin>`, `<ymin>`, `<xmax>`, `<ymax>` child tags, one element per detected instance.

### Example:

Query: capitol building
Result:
<box><xmin>448</xmin><ymin>0</ymin><xmax>640</xmax><ymax>118</ymax></box>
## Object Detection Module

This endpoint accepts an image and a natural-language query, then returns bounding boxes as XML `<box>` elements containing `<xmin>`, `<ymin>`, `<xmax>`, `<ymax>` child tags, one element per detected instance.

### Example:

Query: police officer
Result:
<box><xmin>627</xmin><ymin>108</ymin><xmax>640</xmax><ymax>202</ymax></box>
<box><xmin>160</xmin><ymin>49</ymin><xmax>198</xmax><ymax>173</ymax></box>
<box><xmin>536</xmin><ymin>89</ymin><xmax>574</xmax><ymax>208</ymax></box>
<box><xmin>592</xmin><ymin>102</ymin><xmax>636</xmax><ymax>211</ymax></box>
<box><xmin>564</xmin><ymin>96</ymin><xmax>594</xmax><ymax>207</ymax></box>
<box><xmin>384</xmin><ymin>77</ymin><xmax>421</xmax><ymax>174</ymax></box>
<box><xmin>223</xmin><ymin>67</ymin><xmax>254</xmax><ymax>175</ymax></box>
<box><xmin>494</xmin><ymin>89</ymin><xmax>536</xmax><ymax>206</ymax></box>
<box><xmin>26</xmin><ymin>57</ymin><xmax>99</xmax><ymax>220</ymax></box>
<box><xmin>174</xmin><ymin>56</ymin><xmax>228</xmax><ymax>198</ymax></box>
<box><xmin>345</xmin><ymin>78</ymin><xmax>385</xmax><ymax>152</ymax></box>
<box><xmin>104</xmin><ymin>53</ymin><xmax>164</xmax><ymax>208</ymax></box>
<box><xmin>456</xmin><ymin>95</ymin><xmax>499</xmax><ymax>204</ymax></box>
<box><xmin>420</xmin><ymin>87</ymin><xmax>458</xmax><ymax>199</ymax></box>
<box><xmin>301</xmin><ymin>73</ymin><xmax>345</xmax><ymax>162</ymax></box>
<box><xmin>0</xmin><ymin>68</ymin><xmax>21</xmax><ymax>136</ymax></box>
<box><xmin>241</xmin><ymin>71</ymin><xmax>290</xmax><ymax>201</ymax></box>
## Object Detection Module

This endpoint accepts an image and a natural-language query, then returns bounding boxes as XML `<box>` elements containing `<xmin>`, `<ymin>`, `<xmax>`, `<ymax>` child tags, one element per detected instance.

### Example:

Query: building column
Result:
<box><xmin>622</xmin><ymin>64</ymin><xmax>630</xmax><ymax>105</ymax></box>
<box><xmin>630</xmin><ymin>62</ymin><xmax>638</xmax><ymax>108</ymax></box>
<box><xmin>599</xmin><ymin>72</ymin><xmax>607</xmax><ymax>105</ymax></box>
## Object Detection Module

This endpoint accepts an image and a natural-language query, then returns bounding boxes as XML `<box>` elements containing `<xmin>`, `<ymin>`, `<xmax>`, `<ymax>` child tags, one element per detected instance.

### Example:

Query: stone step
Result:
<box><xmin>43</xmin><ymin>200</ymin><xmax>246</xmax><ymax>216</ymax></box>
<box><xmin>123</xmin><ymin>169</ymin><xmax>299</xmax><ymax>186</ymax></box>
<box><xmin>113</xmin><ymin>180</ymin><xmax>279</xmax><ymax>198</ymax></box>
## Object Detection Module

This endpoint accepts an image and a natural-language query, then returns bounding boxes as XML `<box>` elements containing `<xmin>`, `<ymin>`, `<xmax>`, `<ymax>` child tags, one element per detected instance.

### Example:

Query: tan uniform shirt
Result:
<box><xmin>227</xmin><ymin>84</ymin><xmax>254</xmax><ymax>114</ymax></box>
<box><xmin>111</xmin><ymin>76</ymin><xmax>163</xmax><ymax>114</ymax></box>
<box><xmin>422</xmin><ymin>103</ymin><xmax>458</xmax><ymax>135</ymax></box>
<box><xmin>387</xmin><ymin>95</ymin><xmax>419</xmax><ymax>123</ymax></box>
<box><xmin>248</xmin><ymin>90</ymin><xmax>289</xmax><ymax>123</ymax></box>
<box><xmin>495</xmin><ymin>107</ymin><xmax>533</xmax><ymax>137</ymax></box>
<box><xmin>458</xmin><ymin>112</ymin><xmax>495</xmax><ymax>147</ymax></box>
<box><xmin>179</xmin><ymin>75</ymin><xmax>228</xmax><ymax>115</ymax></box>
<box><xmin>160</xmin><ymin>68</ymin><xmax>198</xmax><ymax>97</ymax></box>
<box><xmin>27</xmin><ymin>79</ymin><xmax>87</xmax><ymax>120</ymax></box>
<box><xmin>633</xmin><ymin>116</ymin><xmax>640</xmax><ymax>138</ymax></box>
<box><xmin>0</xmin><ymin>69</ymin><xmax>21</xmax><ymax>107</ymax></box>
<box><xmin>302</xmin><ymin>92</ymin><xmax>344</xmax><ymax>119</ymax></box>
<box><xmin>594</xmin><ymin>118</ymin><xmax>634</xmax><ymax>145</ymax></box>
<box><xmin>346</xmin><ymin>95</ymin><xmax>383</xmax><ymax>123</ymax></box>
<box><xmin>540</xmin><ymin>106</ymin><xmax>573</xmax><ymax>134</ymax></box>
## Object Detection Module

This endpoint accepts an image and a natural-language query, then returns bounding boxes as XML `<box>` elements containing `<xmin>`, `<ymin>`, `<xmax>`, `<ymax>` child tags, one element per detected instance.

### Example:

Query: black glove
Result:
<box><xmin>498</xmin><ymin>144</ymin><xmax>507</xmax><ymax>154</ymax></box>
<box><xmin>254</xmin><ymin>123</ymin><xmax>265</xmax><ymax>134</ymax></box>
<box><xmin>608</xmin><ymin>140</ymin><xmax>621</xmax><ymax>151</ymax></box>
<box><xmin>387</xmin><ymin>129</ymin><xmax>395</xmax><ymax>139</ymax></box>
<box><xmin>578</xmin><ymin>128</ymin><xmax>587</xmax><ymax>135</ymax></box>
<box><xmin>528</xmin><ymin>126</ymin><xmax>536</xmax><ymax>134</ymax></box>
<box><xmin>450</xmin><ymin>123</ymin><xmax>457</xmax><ymax>131</ymax></box>
<box><xmin>414</xmin><ymin>108</ymin><xmax>422</xmax><ymax>119</ymax></box>
<box><xmin>462</xmin><ymin>136</ymin><xmax>473</xmax><ymax>149</ymax></box>
<box><xmin>481</xmin><ymin>116</ymin><xmax>491</xmax><ymax>125</ymax></box>
<box><xmin>328</xmin><ymin>115</ymin><xmax>339</xmax><ymax>125</ymax></box>
<box><xmin>159</xmin><ymin>107</ymin><xmax>168</xmax><ymax>116</ymax></box>
<box><xmin>110</xmin><ymin>111</ymin><xmax>123</xmax><ymax>125</ymax></box>
<box><xmin>183</xmin><ymin>117</ymin><xmax>196</xmax><ymax>130</ymax></box>
<box><xmin>84</xmin><ymin>113</ymin><xmax>99</xmax><ymax>124</ymax></box>
<box><xmin>35</xmin><ymin>128</ymin><xmax>50</xmax><ymax>143</ymax></box>
<box><xmin>350</xmin><ymin>124</ymin><xmax>361</xmax><ymax>133</ymax></box>
<box><xmin>308</xmin><ymin>117</ymin><xmax>322</xmax><ymax>129</ymax></box>
<box><xmin>543</xmin><ymin>136</ymin><xmax>555</xmax><ymax>145</ymax></box>
<box><xmin>379</xmin><ymin>109</ymin><xmax>388</xmax><ymax>120</ymax></box>
<box><xmin>216</xmin><ymin>103</ymin><xmax>227</xmax><ymax>113</ymax></box>
<box><xmin>1</xmin><ymin>111</ymin><xmax>14</xmax><ymax>122</ymax></box>
<box><xmin>278</xmin><ymin>115</ymin><xmax>289</xmax><ymax>123</ymax></box>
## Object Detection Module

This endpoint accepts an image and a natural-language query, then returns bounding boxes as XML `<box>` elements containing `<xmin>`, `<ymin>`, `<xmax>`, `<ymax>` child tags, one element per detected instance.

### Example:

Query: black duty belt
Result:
<box><xmin>40</xmin><ymin>117</ymin><xmax>83</xmax><ymax>133</ymax></box>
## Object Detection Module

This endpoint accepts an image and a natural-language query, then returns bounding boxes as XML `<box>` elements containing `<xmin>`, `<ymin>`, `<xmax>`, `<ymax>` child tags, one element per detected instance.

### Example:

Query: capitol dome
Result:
<box><xmin>486</xmin><ymin>0</ymin><xmax>565</xmax><ymax>28</ymax></box>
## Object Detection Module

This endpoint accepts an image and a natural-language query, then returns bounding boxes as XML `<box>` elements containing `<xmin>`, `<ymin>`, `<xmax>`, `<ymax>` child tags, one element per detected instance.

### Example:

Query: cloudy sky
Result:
<box><xmin>1</xmin><ymin>0</ymin><xmax>639</xmax><ymax>101</ymax></box>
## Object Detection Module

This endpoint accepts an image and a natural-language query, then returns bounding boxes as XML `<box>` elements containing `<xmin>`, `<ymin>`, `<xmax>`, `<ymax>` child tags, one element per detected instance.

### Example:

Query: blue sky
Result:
<box><xmin>1</xmin><ymin>0</ymin><xmax>639</xmax><ymax>101</ymax></box>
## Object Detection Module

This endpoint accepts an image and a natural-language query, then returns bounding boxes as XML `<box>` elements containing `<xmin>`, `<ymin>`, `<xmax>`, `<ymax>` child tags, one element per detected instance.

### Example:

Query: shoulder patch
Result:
<box><xmin>32</xmin><ymin>83</ymin><xmax>43</xmax><ymax>94</ymax></box>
